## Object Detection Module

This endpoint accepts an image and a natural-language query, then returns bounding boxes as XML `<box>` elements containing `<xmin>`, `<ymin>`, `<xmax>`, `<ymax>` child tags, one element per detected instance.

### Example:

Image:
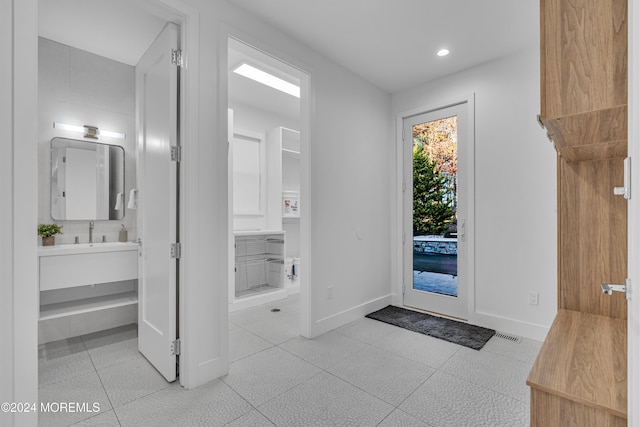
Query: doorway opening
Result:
<box><xmin>36</xmin><ymin>4</ymin><xmax>188</xmax><ymax>422</ymax></box>
<box><xmin>227</xmin><ymin>36</ymin><xmax>310</xmax><ymax>342</ymax></box>
<box><xmin>402</xmin><ymin>99</ymin><xmax>474</xmax><ymax>320</ymax></box>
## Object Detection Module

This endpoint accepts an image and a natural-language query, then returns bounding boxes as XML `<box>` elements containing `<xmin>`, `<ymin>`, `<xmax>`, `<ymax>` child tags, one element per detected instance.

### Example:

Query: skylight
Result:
<box><xmin>233</xmin><ymin>63</ymin><xmax>300</xmax><ymax>98</ymax></box>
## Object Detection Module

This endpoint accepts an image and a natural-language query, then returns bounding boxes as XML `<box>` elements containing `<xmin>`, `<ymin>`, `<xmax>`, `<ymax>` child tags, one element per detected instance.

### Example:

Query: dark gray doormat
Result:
<box><xmin>366</xmin><ymin>305</ymin><xmax>495</xmax><ymax>350</ymax></box>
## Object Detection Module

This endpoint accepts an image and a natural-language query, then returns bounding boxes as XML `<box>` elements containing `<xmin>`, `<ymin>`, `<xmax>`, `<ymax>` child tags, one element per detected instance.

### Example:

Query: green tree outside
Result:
<box><xmin>413</xmin><ymin>146</ymin><xmax>455</xmax><ymax>234</ymax></box>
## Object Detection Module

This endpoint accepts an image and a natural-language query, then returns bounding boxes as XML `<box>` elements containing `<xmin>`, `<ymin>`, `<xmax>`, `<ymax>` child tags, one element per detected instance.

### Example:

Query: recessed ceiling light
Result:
<box><xmin>437</xmin><ymin>49</ymin><xmax>450</xmax><ymax>57</ymax></box>
<box><xmin>233</xmin><ymin>63</ymin><xmax>300</xmax><ymax>98</ymax></box>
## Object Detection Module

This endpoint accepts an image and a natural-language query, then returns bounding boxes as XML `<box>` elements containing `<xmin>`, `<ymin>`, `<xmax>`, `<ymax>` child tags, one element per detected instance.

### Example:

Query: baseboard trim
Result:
<box><xmin>471</xmin><ymin>311</ymin><xmax>551</xmax><ymax>341</ymax></box>
<box><xmin>229</xmin><ymin>288</ymin><xmax>288</xmax><ymax>312</ymax></box>
<box><xmin>310</xmin><ymin>294</ymin><xmax>392</xmax><ymax>338</ymax></box>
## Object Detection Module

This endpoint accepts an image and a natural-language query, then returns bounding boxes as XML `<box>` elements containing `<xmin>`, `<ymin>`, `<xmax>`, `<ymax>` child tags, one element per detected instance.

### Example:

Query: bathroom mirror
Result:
<box><xmin>50</xmin><ymin>137</ymin><xmax>125</xmax><ymax>220</ymax></box>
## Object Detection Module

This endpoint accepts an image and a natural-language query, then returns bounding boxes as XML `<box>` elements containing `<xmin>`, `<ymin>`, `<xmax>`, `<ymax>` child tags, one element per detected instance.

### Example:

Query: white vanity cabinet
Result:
<box><xmin>38</xmin><ymin>242</ymin><xmax>139</xmax><ymax>320</ymax></box>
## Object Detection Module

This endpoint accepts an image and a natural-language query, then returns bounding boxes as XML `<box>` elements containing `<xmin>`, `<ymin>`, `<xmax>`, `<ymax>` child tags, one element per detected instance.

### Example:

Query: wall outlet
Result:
<box><xmin>327</xmin><ymin>286</ymin><xmax>333</xmax><ymax>300</ymax></box>
<box><xmin>528</xmin><ymin>291</ymin><xmax>539</xmax><ymax>305</ymax></box>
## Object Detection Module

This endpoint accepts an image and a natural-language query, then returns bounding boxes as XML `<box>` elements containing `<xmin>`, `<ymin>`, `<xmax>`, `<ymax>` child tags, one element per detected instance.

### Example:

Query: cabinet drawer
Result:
<box><xmin>39</xmin><ymin>251</ymin><xmax>138</xmax><ymax>291</ymax></box>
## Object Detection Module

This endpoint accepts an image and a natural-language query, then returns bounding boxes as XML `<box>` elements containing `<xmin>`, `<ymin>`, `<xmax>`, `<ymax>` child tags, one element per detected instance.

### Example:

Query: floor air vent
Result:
<box><xmin>494</xmin><ymin>332</ymin><xmax>522</xmax><ymax>343</ymax></box>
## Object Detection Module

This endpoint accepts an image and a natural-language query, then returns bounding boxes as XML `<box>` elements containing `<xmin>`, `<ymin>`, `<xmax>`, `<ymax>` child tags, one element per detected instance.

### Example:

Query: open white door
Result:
<box><xmin>136</xmin><ymin>22</ymin><xmax>179</xmax><ymax>382</ymax></box>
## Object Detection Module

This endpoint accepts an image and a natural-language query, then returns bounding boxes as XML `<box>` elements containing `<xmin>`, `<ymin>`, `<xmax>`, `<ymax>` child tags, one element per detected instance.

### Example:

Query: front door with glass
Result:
<box><xmin>403</xmin><ymin>102</ymin><xmax>469</xmax><ymax>319</ymax></box>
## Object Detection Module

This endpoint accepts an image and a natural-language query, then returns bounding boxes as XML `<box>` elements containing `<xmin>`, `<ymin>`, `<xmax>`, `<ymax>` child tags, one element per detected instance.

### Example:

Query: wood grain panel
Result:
<box><xmin>558</xmin><ymin>140</ymin><xmax>627</xmax><ymax>162</ymax></box>
<box><xmin>559</xmin><ymin>158</ymin><xmax>627</xmax><ymax>318</ymax></box>
<box><xmin>542</xmin><ymin>105</ymin><xmax>627</xmax><ymax>161</ymax></box>
<box><xmin>542</xmin><ymin>0</ymin><xmax>627</xmax><ymax>118</ymax></box>
<box><xmin>541</xmin><ymin>0</ymin><xmax>561</xmax><ymax>119</ymax></box>
<box><xmin>531</xmin><ymin>389</ymin><xmax>627</xmax><ymax>427</ymax></box>
<box><xmin>527</xmin><ymin>310</ymin><xmax>627</xmax><ymax>419</ymax></box>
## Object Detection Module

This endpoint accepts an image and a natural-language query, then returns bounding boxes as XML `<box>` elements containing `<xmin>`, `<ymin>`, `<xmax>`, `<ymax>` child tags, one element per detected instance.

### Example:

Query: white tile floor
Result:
<box><xmin>38</xmin><ymin>294</ymin><xmax>541</xmax><ymax>427</ymax></box>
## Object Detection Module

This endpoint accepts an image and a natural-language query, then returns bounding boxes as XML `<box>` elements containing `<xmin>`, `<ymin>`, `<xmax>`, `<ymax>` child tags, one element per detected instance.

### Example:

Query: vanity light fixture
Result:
<box><xmin>233</xmin><ymin>63</ymin><xmax>300</xmax><ymax>98</ymax></box>
<box><xmin>53</xmin><ymin>122</ymin><xmax>126</xmax><ymax>140</ymax></box>
<box><xmin>437</xmin><ymin>48</ymin><xmax>450</xmax><ymax>57</ymax></box>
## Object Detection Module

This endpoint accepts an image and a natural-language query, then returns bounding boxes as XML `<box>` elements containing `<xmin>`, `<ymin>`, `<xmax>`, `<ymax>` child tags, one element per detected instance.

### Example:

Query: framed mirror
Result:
<box><xmin>50</xmin><ymin>137</ymin><xmax>125</xmax><ymax>220</ymax></box>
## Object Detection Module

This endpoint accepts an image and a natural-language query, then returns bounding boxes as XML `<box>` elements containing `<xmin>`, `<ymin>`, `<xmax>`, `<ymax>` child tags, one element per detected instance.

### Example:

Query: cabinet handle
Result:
<box><xmin>613</xmin><ymin>157</ymin><xmax>631</xmax><ymax>200</ymax></box>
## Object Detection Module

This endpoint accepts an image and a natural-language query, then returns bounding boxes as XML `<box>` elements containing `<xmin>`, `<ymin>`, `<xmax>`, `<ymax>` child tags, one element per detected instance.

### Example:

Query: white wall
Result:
<box><xmin>310</xmin><ymin>64</ymin><xmax>392</xmax><ymax>328</ymax></box>
<box><xmin>392</xmin><ymin>46</ymin><xmax>557</xmax><ymax>340</ymax></box>
<box><xmin>38</xmin><ymin>38</ymin><xmax>137</xmax><ymax>244</ymax></box>
<box><xmin>231</xmin><ymin>102</ymin><xmax>299</xmax><ymax>132</ymax></box>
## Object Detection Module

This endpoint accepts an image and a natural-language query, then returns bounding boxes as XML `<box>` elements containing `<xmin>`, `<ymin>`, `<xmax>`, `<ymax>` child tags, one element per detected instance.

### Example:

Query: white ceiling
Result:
<box><xmin>228</xmin><ymin>39</ymin><xmax>302</xmax><ymax>121</ymax></box>
<box><xmin>38</xmin><ymin>0</ymin><xmax>167</xmax><ymax>66</ymax></box>
<box><xmin>38</xmin><ymin>0</ymin><xmax>539</xmax><ymax>113</ymax></box>
<box><xmin>229</xmin><ymin>0</ymin><xmax>539</xmax><ymax>94</ymax></box>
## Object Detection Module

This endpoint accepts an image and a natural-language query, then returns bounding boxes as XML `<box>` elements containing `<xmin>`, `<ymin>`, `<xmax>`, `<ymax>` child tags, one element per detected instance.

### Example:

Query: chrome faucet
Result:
<box><xmin>89</xmin><ymin>221</ymin><xmax>94</xmax><ymax>243</ymax></box>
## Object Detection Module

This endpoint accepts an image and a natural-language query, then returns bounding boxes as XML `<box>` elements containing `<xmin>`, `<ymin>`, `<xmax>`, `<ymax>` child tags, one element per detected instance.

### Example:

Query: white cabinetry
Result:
<box><xmin>38</xmin><ymin>242</ymin><xmax>138</xmax><ymax>321</ymax></box>
<box><xmin>266</xmin><ymin>127</ymin><xmax>301</xmax><ymax>228</ymax></box>
<box><xmin>266</xmin><ymin>127</ymin><xmax>302</xmax><ymax>292</ymax></box>
<box><xmin>231</xmin><ymin>231</ymin><xmax>288</xmax><ymax>311</ymax></box>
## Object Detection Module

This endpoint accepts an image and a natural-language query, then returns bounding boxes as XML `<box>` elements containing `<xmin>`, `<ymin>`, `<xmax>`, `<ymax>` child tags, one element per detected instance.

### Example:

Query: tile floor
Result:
<box><xmin>38</xmin><ymin>294</ymin><xmax>541</xmax><ymax>426</ymax></box>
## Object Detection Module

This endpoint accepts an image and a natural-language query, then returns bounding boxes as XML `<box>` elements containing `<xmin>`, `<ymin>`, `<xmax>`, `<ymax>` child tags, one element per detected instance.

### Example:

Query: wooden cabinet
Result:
<box><xmin>527</xmin><ymin>310</ymin><xmax>627</xmax><ymax>426</ymax></box>
<box><xmin>529</xmin><ymin>0</ymin><xmax>628</xmax><ymax>424</ymax></box>
<box><xmin>558</xmin><ymin>159</ymin><xmax>627</xmax><ymax>319</ymax></box>
<box><xmin>540</xmin><ymin>0</ymin><xmax>627</xmax><ymax>161</ymax></box>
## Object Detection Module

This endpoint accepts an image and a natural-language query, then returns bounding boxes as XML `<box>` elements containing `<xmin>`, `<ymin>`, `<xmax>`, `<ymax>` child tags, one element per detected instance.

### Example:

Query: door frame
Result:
<box><xmin>627</xmin><ymin>0</ymin><xmax>639</xmax><ymax>422</ymax></box>
<box><xmin>5</xmin><ymin>1</ymin><xmax>39</xmax><ymax>424</ymax></box>
<box><xmin>394</xmin><ymin>94</ymin><xmax>475</xmax><ymax>319</ymax></box>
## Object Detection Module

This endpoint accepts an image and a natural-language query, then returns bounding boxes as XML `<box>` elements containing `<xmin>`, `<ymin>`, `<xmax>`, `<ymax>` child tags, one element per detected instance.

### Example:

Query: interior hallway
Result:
<box><xmin>39</xmin><ymin>295</ymin><xmax>540</xmax><ymax>427</ymax></box>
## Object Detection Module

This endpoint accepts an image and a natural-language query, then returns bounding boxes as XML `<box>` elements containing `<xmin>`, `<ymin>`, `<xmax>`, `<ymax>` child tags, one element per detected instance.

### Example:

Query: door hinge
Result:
<box><xmin>171</xmin><ymin>338</ymin><xmax>181</xmax><ymax>356</ymax></box>
<box><xmin>171</xmin><ymin>49</ymin><xmax>183</xmax><ymax>67</ymax></box>
<box><xmin>170</xmin><ymin>145</ymin><xmax>182</xmax><ymax>162</ymax></box>
<box><xmin>402</xmin><ymin>128</ymin><xmax>405</xmax><ymax>142</ymax></box>
<box><xmin>170</xmin><ymin>242</ymin><xmax>182</xmax><ymax>259</ymax></box>
<box><xmin>402</xmin><ymin>181</ymin><xmax>406</xmax><ymax>192</ymax></box>
<box><xmin>402</xmin><ymin>231</ymin><xmax>406</xmax><ymax>244</ymax></box>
